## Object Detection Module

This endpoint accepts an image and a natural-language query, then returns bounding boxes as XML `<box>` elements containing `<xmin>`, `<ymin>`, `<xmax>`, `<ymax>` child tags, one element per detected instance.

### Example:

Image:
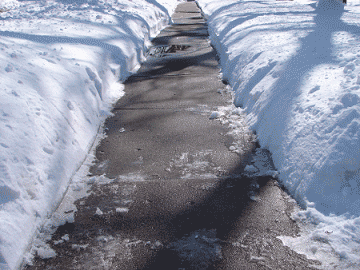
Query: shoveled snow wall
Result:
<box><xmin>197</xmin><ymin>0</ymin><xmax>360</xmax><ymax>216</ymax></box>
<box><xmin>0</xmin><ymin>0</ymin><xmax>179</xmax><ymax>269</ymax></box>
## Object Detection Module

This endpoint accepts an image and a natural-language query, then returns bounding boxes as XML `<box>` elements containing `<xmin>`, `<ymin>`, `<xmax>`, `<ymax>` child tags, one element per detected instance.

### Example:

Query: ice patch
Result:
<box><xmin>167</xmin><ymin>150</ymin><xmax>222</xmax><ymax>179</ymax></box>
<box><xmin>117</xmin><ymin>173</ymin><xmax>147</xmax><ymax>182</ymax></box>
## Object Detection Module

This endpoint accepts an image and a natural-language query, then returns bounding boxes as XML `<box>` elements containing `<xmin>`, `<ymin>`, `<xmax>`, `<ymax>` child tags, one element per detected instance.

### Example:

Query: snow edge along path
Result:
<box><xmin>0</xmin><ymin>0</ymin><xmax>180</xmax><ymax>269</ymax></box>
<box><xmin>197</xmin><ymin>0</ymin><xmax>360</xmax><ymax>268</ymax></box>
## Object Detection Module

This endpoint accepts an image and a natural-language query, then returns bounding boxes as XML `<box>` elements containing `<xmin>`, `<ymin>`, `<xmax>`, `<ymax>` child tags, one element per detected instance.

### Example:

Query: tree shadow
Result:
<box><xmin>118</xmin><ymin>174</ymin><xmax>267</xmax><ymax>270</ymax></box>
<box><xmin>0</xmin><ymin>7</ymin><xmax>154</xmax><ymax>80</ymax></box>
<box><xmin>125</xmin><ymin>50</ymin><xmax>218</xmax><ymax>82</ymax></box>
<box><xmin>206</xmin><ymin>0</ymin><xmax>360</xmax><ymax>212</ymax></box>
<box><xmin>252</xmin><ymin>4</ymin><xmax>360</xmax><ymax>206</ymax></box>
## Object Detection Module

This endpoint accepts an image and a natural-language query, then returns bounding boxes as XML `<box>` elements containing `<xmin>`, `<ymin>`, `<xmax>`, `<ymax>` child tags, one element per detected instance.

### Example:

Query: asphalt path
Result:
<box><xmin>24</xmin><ymin>2</ymin><xmax>321</xmax><ymax>269</ymax></box>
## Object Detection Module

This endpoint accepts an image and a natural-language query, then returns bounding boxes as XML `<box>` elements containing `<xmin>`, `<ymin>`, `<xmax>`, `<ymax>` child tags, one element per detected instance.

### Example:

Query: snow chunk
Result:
<box><xmin>244</xmin><ymin>165</ymin><xmax>258</xmax><ymax>173</ymax></box>
<box><xmin>95</xmin><ymin>208</ymin><xmax>103</xmax><ymax>216</ymax></box>
<box><xmin>116</xmin><ymin>207</ymin><xmax>129</xmax><ymax>214</ymax></box>
<box><xmin>34</xmin><ymin>244</ymin><xmax>56</xmax><ymax>260</ymax></box>
<box><xmin>343</xmin><ymin>63</ymin><xmax>356</xmax><ymax>73</ymax></box>
<box><xmin>209</xmin><ymin>111</ymin><xmax>220</xmax><ymax>119</ymax></box>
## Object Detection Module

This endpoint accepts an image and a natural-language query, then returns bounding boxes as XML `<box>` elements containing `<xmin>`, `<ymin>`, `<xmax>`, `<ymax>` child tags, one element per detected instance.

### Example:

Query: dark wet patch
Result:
<box><xmin>146</xmin><ymin>45</ymin><xmax>191</xmax><ymax>57</ymax></box>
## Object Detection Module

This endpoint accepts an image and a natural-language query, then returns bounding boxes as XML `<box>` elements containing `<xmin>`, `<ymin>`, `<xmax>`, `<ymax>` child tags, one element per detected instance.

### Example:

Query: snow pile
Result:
<box><xmin>0</xmin><ymin>0</ymin><xmax>179</xmax><ymax>269</ymax></box>
<box><xmin>210</xmin><ymin>103</ymin><xmax>256</xmax><ymax>156</ymax></box>
<box><xmin>279</xmin><ymin>204</ymin><xmax>360</xmax><ymax>270</ymax></box>
<box><xmin>197</xmin><ymin>0</ymin><xmax>360</xmax><ymax>267</ymax></box>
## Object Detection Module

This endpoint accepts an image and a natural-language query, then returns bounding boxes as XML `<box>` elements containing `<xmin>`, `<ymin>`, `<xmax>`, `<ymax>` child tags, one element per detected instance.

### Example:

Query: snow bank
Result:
<box><xmin>0</xmin><ymin>0</ymin><xmax>179</xmax><ymax>269</ymax></box>
<box><xmin>197</xmin><ymin>0</ymin><xmax>360</xmax><ymax>216</ymax></box>
<box><xmin>279</xmin><ymin>204</ymin><xmax>360</xmax><ymax>270</ymax></box>
<box><xmin>197</xmin><ymin>0</ymin><xmax>360</xmax><ymax>267</ymax></box>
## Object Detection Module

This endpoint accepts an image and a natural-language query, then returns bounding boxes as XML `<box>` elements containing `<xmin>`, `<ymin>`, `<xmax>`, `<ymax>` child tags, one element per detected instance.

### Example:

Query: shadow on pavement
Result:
<box><xmin>139</xmin><ymin>174</ymin><xmax>270</xmax><ymax>269</ymax></box>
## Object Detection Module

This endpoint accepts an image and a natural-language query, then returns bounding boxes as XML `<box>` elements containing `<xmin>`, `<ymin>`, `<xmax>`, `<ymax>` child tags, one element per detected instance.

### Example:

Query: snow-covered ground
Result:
<box><xmin>197</xmin><ymin>0</ymin><xmax>360</xmax><ymax>268</ymax></box>
<box><xmin>2</xmin><ymin>0</ymin><xmax>360</xmax><ymax>268</ymax></box>
<box><xmin>0</xmin><ymin>0</ymin><xmax>179</xmax><ymax>269</ymax></box>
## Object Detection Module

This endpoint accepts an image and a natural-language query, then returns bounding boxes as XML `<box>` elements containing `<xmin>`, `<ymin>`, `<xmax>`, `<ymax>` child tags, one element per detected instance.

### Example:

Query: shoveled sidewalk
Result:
<box><xmin>24</xmin><ymin>2</ymin><xmax>320</xmax><ymax>269</ymax></box>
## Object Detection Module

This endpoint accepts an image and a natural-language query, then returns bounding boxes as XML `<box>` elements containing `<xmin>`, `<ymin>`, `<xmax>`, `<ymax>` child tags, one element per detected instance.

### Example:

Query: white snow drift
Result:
<box><xmin>0</xmin><ymin>0</ymin><xmax>179</xmax><ymax>269</ymax></box>
<box><xmin>197</xmin><ymin>0</ymin><xmax>360</xmax><ymax>268</ymax></box>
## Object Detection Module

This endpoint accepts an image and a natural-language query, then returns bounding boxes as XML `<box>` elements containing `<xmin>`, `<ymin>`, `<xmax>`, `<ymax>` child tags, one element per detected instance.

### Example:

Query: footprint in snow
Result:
<box><xmin>43</xmin><ymin>147</ymin><xmax>54</xmax><ymax>155</ymax></box>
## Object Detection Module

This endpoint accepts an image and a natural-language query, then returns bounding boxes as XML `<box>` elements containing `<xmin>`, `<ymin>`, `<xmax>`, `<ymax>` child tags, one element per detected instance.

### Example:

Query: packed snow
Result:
<box><xmin>0</xmin><ymin>0</ymin><xmax>179</xmax><ymax>269</ymax></box>
<box><xmin>197</xmin><ymin>0</ymin><xmax>360</xmax><ymax>268</ymax></box>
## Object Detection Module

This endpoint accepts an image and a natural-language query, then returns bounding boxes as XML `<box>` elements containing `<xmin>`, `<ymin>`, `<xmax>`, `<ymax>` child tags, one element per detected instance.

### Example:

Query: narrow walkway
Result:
<box><xmin>25</xmin><ymin>2</ymin><xmax>320</xmax><ymax>269</ymax></box>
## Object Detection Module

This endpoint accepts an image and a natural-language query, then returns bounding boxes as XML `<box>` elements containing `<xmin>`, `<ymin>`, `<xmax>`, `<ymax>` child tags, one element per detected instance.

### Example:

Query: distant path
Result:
<box><xmin>25</xmin><ymin>2</ymin><xmax>320</xmax><ymax>269</ymax></box>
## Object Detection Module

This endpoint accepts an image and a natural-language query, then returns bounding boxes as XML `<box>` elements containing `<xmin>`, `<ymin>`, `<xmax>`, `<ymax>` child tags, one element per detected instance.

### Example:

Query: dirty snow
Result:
<box><xmin>197</xmin><ymin>0</ymin><xmax>360</xmax><ymax>268</ymax></box>
<box><xmin>168</xmin><ymin>228</ymin><xmax>223</xmax><ymax>270</ymax></box>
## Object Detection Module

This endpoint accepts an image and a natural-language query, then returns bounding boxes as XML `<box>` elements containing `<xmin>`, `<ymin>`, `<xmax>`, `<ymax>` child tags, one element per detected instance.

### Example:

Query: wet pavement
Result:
<box><xmin>24</xmin><ymin>2</ymin><xmax>321</xmax><ymax>269</ymax></box>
